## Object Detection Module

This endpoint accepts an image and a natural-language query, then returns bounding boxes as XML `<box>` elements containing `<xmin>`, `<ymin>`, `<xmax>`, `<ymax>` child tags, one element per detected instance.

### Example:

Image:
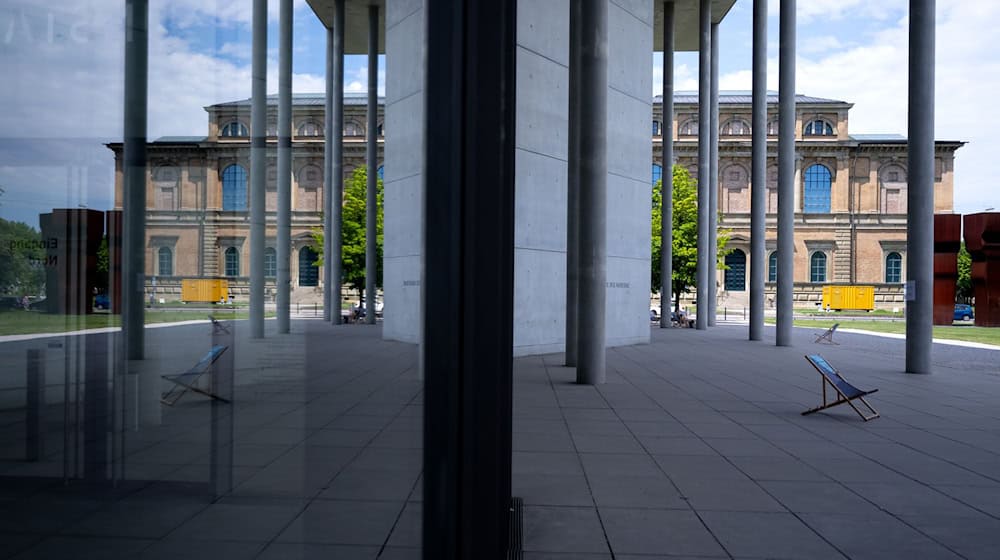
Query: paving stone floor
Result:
<box><xmin>1</xmin><ymin>319</ymin><xmax>999</xmax><ymax>559</ymax></box>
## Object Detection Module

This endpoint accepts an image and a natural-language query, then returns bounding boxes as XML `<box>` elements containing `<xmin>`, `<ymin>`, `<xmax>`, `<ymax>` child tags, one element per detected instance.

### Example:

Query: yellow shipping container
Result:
<box><xmin>821</xmin><ymin>285</ymin><xmax>875</xmax><ymax>311</ymax></box>
<box><xmin>181</xmin><ymin>279</ymin><xmax>229</xmax><ymax>303</ymax></box>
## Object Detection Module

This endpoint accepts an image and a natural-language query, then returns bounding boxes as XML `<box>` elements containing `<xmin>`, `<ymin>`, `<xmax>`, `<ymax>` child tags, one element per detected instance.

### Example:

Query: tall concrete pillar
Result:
<box><xmin>660</xmin><ymin>0</ymin><xmax>675</xmax><ymax>328</ymax></box>
<box><xmin>326</xmin><ymin>0</ymin><xmax>345</xmax><ymax>324</ymax></box>
<box><xmin>906</xmin><ymin>0</ymin><xmax>935</xmax><ymax>372</ymax></box>
<box><xmin>365</xmin><ymin>5</ymin><xmax>378</xmax><ymax>325</ymax></box>
<box><xmin>277</xmin><ymin>0</ymin><xmax>292</xmax><ymax>333</ymax></box>
<box><xmin>566</xmin><ymin>0</ymin><xmax>581</xmax><ymax>364</ymax></box>
<box><xmin>775</xmin><ymin>0</ymin><xmax>796</xmax><ymax>347</ymax></box>
<box><xmin>577</xmin><ymin>0</ymin><xmax>608</xmax><ymax>385</ymax></box>
<box><xmin>122</xmin><ymin>0</ymin><xmax>147</xmax><ymax>360</ymax></box>
<box><xmin>708</xmin><ymin>22</ymin><xmax>720</xmax><ymax>327</ymax></box>
<box><xmin>249</xmin><ymin>0</ymin><xmax>267</xmax><ymax>338</ymax></box>
<box><xmin>749</xmin><ymin>0</ymin><xmax>767</xmax><ymax>341</ymax></box>
<box><xmin>696</xmin><ymin>0</ymin><xmax>711</xmax><ymax>330</ymax></box>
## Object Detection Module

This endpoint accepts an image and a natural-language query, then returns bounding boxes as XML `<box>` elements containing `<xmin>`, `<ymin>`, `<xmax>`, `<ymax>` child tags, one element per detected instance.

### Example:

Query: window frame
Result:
<box><xmin>157</xmin><ymin>246</ymin><xmax>173</xmax><ymax>277</ymax></box>
<box><xmin>768</xmin><ymin>251</ymin><xmax>778</xmax><ymax>283</ymax></box>
<box><xmin>264</xmin><ymin>247</ymin><xmax>277</xmax><ymax>279</ymax></box>
<box><xmin>803</xmin><ymin>118</ymin><xmax>835</xmax><ymax>137</ymax></box>
<box><xmin>220</xmin><ymin>121</ymin><xmax>249</xmax><ymax>138</ymax></box>
<box><xmin>224</xmin><ymin>246</ymin><xmax>240</xmax><ymax>277</ymax></box>
<box><xmin>885</xmin><ymin>251</ymin><xmax>903</xmax><ymax>284</ymax></box>
<box><xmin>809</xmin><ymin>251</ymin><xmax>827</xmax><ymax>283</ymax></box>
<box><xmin>803</xmin><ymin>163</ymin><xmax>832</xmax><ymax>214</ymax></box>
<box><xmin>222</xmin><ymin>164</ymin><xmax>249</xmax><ymax>211</ymax></box>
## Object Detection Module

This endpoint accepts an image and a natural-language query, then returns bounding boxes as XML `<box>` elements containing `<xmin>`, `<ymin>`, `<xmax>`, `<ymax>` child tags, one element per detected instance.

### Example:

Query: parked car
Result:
<box><xmin>954</xmin><ymin>304</ymin><xmax>974</xmax><ymax>321</ymax></box>
<box><xmin>94</xmin><ymin>294</ymin><xmax>111</xmax><ymax>310</ymax></box>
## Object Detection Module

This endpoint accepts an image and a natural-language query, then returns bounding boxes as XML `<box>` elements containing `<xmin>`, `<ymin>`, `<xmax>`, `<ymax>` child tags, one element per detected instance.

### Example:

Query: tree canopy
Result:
<box><xmin>957</xmin><ymin>242</ymin><xmax>972</xmax><ymax>301</ymax></box>
<box><xmin>651</xmin><ymin>165</ymin><xmax>729</xmax><ymax>307</ymax></box>
<box><xmin>310</xmin><ymin>165</ymin><xmax>383</xmax><ymax>295</ymax></box>
<box><xmin>0</xmin><ymin>217</ymin><xmax>45</xmax><ymax>296</ymax></box>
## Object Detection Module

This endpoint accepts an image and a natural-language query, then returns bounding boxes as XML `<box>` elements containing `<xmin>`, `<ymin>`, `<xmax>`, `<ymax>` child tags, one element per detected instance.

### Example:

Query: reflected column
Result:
<box><xmin>123</xmin><ymin>0</ymin><xmax>147</xmax><ymax>359</ymax></box>
<box><xmin>565</xmin><ymin>0</ymin><xmax>581</xmax><ymax>365</ymax></box>
<box><xmin>776</xmin><ymin>0</ymin><xmax>796</xmax><ymax>347</ymax></box>
<box><xmin>249</xmin><ymin>0</ymin><xmax>267</xmax><ymax>338</ymax></box>
<box><xmin>277</xmin><ymin>0</ymin><xmax>292</xmax><ymax>333</ymax></box>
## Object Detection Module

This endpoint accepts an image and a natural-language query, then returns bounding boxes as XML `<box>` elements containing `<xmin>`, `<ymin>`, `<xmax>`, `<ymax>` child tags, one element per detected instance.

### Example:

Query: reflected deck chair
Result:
<box><xmin>161</xmin><ymin>344</ymin><xmax>230</xmax><ymax>406</ymax></box>
<box><xmin>814</xmin><ymin>323</ymin><xmax>840</xmax><ymax>345</ymax></box>
<box><xmin>802</xmin><ymin>354</ymin><xmax>879</xmax><ymax>421</ymax></box>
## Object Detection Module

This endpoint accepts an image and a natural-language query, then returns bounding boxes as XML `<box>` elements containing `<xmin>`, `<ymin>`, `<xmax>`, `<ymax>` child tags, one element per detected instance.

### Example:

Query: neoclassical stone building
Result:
<box><xmin>108</xmin><ymin>93</ymin><xmax>383</xmax><ymax>300</ymax></box>
<box><xmin>110</xmin><ymin>90</ymin><xmax>962</xmax><ymax>311</ymax></box>
<box><xmin>652</xmin><ymin>92</ymin><xmax>963</xmax><ymax>308</ymax></box>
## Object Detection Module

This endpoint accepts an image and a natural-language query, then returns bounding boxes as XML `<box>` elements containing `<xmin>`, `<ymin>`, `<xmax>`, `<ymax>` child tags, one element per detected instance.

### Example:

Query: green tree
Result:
<box><xmin>651</xmin><ymin>165</ymin><xmax>730</xmax><ymax>311</ymax></box>
<box><xmin>0</xmin><ymin>217</ymin><xmax>45</xmax><ymax>296</ymax></box>
<box><xmin>309</xmin><ymin>166</ymin><xmax>383</xmax><ymax>301</ymax></box>
<box><xmin>957</xmin><ymin>242</ymin><xmax>972</xmax><ymax>301</ymax></box>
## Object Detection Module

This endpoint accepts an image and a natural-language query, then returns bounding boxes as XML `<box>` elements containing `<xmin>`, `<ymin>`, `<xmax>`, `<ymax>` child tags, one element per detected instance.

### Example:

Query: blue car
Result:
<box><xmin>94</xmin><ymin>294</ymin><xmax>111</xmax><ymax>310</ymax></box>
<box><xmin>954</xmin><ymin>304</ymin><xmax>974</xmax><ymax>321</ymax></box>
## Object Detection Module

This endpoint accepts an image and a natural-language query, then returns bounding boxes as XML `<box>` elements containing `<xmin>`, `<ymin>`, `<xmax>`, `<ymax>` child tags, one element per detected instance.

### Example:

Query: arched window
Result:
<box><xmin>299</xmin><ymin>247</ymin><xmax>319</xmax><ymax>287</ymax></box>
<box><xmin>377</xmin><ymin>165</ymin><xmax>384</xmax><ymax>181</ymax></box>
<box><xmin>153</xmin><ymin>165</ymin><xmax>179</xmax><ymax>210</ymax></box>
<box><xmin>297</xmin><ymin>121</ymin><xmax>323</xmax><ymax>137</ymax></box>
<box><xmin>810</xmin><ymin>252</ymin><xmax>827</xmax><ymax>283</ymax></box>
<box><xmin>158</xmin><ymin>247</ymin><xmax>173</xmax><ymax>276</ymax></box>
<box><xmin>344</xmin><ymin>121</ymin><xmax>364</xmax><ymax>137</ymax></box>
<box><xmin>679</xmin><ymin>119</ymin><xmax>699</xmax><ymax>136</ymax></box>
<box><xmin>377</xmin><ymin>122</ymin><xmax>384</xmax><ymax>137</ymax></box>
<box><xmin>652</xmin><ymin>163</ymin><xmax>663</xmax><ymax>186</ymax></box>
<box><xmin>885</xmin><ymin>252</ymin><xmax>902</xmax><ymax>283</ymax></box>
<box><xmin>766</xmin><ymin>166</ymin><xmax>778</xmax><ymax>213</ymax></box>
<box><xmin>768</xmin><ymin>252</ymin><xmax>778</xmax><ymax>283</ymax></box>
<box><xmin>721</xmin><ymin>119</ymin><xmax>750</xmax><ymax>136</ymax></box>
<box><xmin>803</xmin><ymin>164</ymin><xmax>832</xmax><ymax>213</ymax></box>
<box><xmin>222</xmin><ymin>164</ymin><xmax>248</xmax><ymax>211</ymax></box>
<box><xmin>724</xmin><ymin>249</ymin><xmax>746</xmax><ymax>292</ymax></box>
<box><xmin>221</xmin><ymin>121</ymin><xmax>249</xmax><ymax>137</ymax></box>
<box><xmin>804</xmin><ymin>119</ymin><xmax>834</xmax><ymax>136</ymax></box>
<box><xmin>264</xmin><ymin>247</ymin><xmax>277</xmax><ymax>278</ymax></box>
<box><xmin>652</xmin><ymin>120</ymin><xmax>661</xmax><ymax>136</ymax></box>
<box><xmin>880</xmin><ymin>164</ymin><xmax>908</xmax><ymax>214</ymax></box>
<box><xmin>767</xmin><ymin>118</ymin><xmax>779</xmax><ymax>136</ymax></box>
<box><xmin>224</xmin><ymin>247</ymin><xmax>240</xmax><ymax>277</ymax></box>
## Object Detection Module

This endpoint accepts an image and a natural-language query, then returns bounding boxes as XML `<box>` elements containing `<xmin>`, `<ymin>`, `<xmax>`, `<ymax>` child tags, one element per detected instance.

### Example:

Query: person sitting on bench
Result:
<box><xmin>801</xmin><ymin>354</ymin><xmax>879</xmax><ymax>421</ymax></box>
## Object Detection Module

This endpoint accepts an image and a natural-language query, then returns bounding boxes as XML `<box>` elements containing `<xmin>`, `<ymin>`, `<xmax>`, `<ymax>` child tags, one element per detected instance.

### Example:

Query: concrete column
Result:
<box><xmin>566</xmin><ymin>0</ymin><xmax>581</xmax><ymax>364</ymax></box>
<box><xmin>577</xmin><ymin>0</ymin><xmax>608</xmax><ymax>385</ymax></box>
<box><xmin>708</xmin><ymin>22</ymin><xmax>720</xmax><ymax>327</ymax></box>
<box><xmin>365</xmin><ymin>5</ymin><xmax>378</xmax><ymax>325</ymax></box>
<box><xmin>776</xmin><ymin>0</ymin><xmax>796</xmax><ymax>347</ymax></box>
<box><xmin>660</xmin><ymin>0</ymin><xmax>675</xmax><ymax>328</ymax></box>
<box><xmin>696</xmin><ymin>0</ymin><xmax>711</xmax><ymax>330</ymax></box>
<box><xmin>906</xmin><ymin>0</ymin><xmax>935</xmax><ymax>373</ymax></box>
<box><xmin>277</xmin><ymin>0</ymin><xmax>292</xmax><ymax>333</ymax></box>
<box><xmin>327</xmin><ymin>0</ymin><xmax>345</xmax><ymax>324</ymax></box>
<box><xmin>249</xmin><ymin>0</ymin><xmax>267</xmax><ymax>338</ymax></box>
<box><xmin>749</xmin><ymin>0</ymin><xmax>767</xmax><ymax>341</ymax></box>
<box><xmin>123</xmin><ymin>0</ymin><xmax>147</xmax><ymax>359</ymax></box>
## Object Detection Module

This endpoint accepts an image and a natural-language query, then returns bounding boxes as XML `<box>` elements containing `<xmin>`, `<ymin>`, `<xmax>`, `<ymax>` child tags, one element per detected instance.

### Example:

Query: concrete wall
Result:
<box><xmin>383</xmin><ymin>0</ymin><xmax>654</xmax><ymax>355</ymax></box>
<box><xmin>382</xmin><ymin>0</ymin><xmax>424</xmax><ymax>344</ymax></box>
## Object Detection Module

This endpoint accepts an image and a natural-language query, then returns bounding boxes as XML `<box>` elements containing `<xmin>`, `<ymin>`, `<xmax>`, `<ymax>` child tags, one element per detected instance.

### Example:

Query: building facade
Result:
<box><xmin>109</xmin><ymin>93</ymin><xmax>383</xmax><ymax>302</ymax></box>
<box><xmin>653</xmin><ymin>92</ymin><xmax>962</xmax><ymax>309</ymax></box>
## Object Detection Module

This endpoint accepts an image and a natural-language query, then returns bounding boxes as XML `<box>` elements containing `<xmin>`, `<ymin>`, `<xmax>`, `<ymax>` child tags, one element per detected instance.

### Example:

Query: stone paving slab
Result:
<box><xmin>1</xmin><ymin>319</ymin><xmax>1000</xmax><ymax>558</ymax></box>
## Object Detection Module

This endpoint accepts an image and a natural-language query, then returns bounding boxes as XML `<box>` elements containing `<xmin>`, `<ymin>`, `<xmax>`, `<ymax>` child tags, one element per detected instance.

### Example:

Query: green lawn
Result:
<box><xmin>766</xmin><ymin>317</ymin><xmax>1000</xmax><ymax>346</ymax></box>
<box><xmin>0</xmin><ymin>310</ymin><xmax>269</xmax><ymax>336</ymax></box>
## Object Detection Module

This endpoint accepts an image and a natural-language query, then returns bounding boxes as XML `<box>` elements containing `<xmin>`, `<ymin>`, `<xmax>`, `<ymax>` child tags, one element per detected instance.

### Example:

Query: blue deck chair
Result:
<box><xmin>801</xmin><ymin>354</ymin><xmax>879</xmax><ymax>421</ymax></box>
<box><xmin>161</xmin><ymin>345</ymin><xmax>230</xmax><ymax>406</ymax></box>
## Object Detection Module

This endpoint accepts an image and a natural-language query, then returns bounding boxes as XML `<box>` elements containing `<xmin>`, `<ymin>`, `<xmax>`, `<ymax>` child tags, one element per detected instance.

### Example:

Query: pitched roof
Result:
<box><xmin>658</xmin><ymin>91</ymin><xmax>848</xmax><ymax>105</ymax></box>
<box><xmin>209</xmin><ymin>92</ymin><xmax>382</xmax><ymax>109</ymax></box>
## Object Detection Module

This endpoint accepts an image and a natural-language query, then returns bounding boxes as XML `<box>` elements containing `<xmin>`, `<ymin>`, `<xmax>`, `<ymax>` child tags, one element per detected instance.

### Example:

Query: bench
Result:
<box><xmin>814</xmin><ymin>323</ymin><xmax>840</xmax><ymax>345</ymax></box>
<box><xmin>161</xmin><ymin>345</ymin><xmax>230</xmax><ymax>406</ymax></box>
<box><xmin>801</xmin><ymin>354</ymin><xmax>879</xmax><ymax>421</ymax></box>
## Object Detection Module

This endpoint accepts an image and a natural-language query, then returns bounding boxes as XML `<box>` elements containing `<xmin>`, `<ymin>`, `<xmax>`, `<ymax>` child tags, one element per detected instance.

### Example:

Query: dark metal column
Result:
<box><xmin>906</xmin><ymin>0</ymin><xmax>935</xmax><ymax>373</ymax></box>
<box><xmin>565</xmin><ymin>0</ymin><xmax>581</xmax><ymax>365</ymax></box>
<box><xmin>365</xmin><ymin>5</ymin><xmax>378</xmax><ymax>325</ymax></box>
<box><xmin>326</xmin><ymin>0</ymin><xmax>345</xmax><ymax>324</ymax></box>
<box><xmin>123</xmin><ymin>0</ymin><xmax>147</xmax><ymax>359</ymax></box>
<box><xmin>696</xmin><ymin>0</ymin><xmax>711</xmax><ymax>330</ymax></box>
<box><xmin>660</xmin><ymin>0</ymin><xmax>674</xmax><ymax>328</ymax></box>
<box><xmin>749</xmin><ymin>0</ymin><xmax>767</xmax><ymax>341</ymax></box>
<box><xmin>249</xmin><ymin>0</ymin><xmax>266</xmax><ymax>338</ymax></box>
<box><xmin>277</xmin><ymin>0</ymin><xmax>292</xmax><ymax>333</ymax></box>
<box><xmin>422</xmin><ymin>0</ymin><xmax>516</xmax><ymax>556</ymax></box>
<box><xmin>776</xmin><ymin>0</ymin><xmax>796</xmax><ymax>347</ymax></box>
<box><xmin>708</xmin><ymin>21</ymin><xmax>720</xmax><ymax>327</ymax></box>
<box><xmin>577</xmin><ymin>0</ymin><xmax>609</xmax><ymax>385</ymax></box>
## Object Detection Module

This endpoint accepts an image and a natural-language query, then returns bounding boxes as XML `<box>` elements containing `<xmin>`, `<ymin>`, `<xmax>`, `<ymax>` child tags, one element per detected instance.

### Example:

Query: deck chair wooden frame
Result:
<box><xmin>814</xmin><ymin>323</ymin><xmax>840</xmax><ymax>345</ymax></box>
<box><xmin>802</xmin><ymin>354</ymin><xmax>879</xmax><ymax>421</ymax></box>
<box><xmin>161</xmin><ymin>344</ymin><xmax>230</xmax><ymax>406</ymax></box>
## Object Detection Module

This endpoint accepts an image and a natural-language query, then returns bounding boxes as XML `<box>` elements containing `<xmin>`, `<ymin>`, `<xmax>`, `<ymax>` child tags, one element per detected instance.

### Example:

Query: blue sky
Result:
<box><xmin>0</xmin><ymin>0</ymin><xmax>995</xmax><ymax>227</ymax></box>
